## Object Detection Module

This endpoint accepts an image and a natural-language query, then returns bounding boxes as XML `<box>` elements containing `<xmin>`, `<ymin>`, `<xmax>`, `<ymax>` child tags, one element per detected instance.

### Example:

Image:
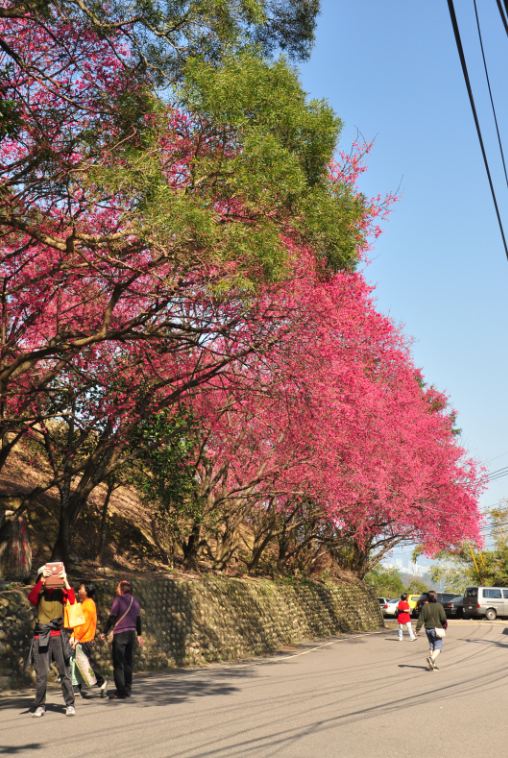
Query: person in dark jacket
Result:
<box><xmin>27</xmin><ymin>564</ymin><xmax>76</xmax><ymax>717</ymax></box>
<box><xmin>415</xmin><ymin>590</ymin><xmax>448</xmax><ymax>670</ymax></box>
<box><xmin>102</xmin><ymin>580</ymin><xmax>143</xmax><ymax>699</ymax></box>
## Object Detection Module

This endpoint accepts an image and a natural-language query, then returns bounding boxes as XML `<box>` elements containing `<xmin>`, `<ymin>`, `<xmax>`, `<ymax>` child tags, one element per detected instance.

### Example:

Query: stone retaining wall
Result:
<box><xmin>0</xmin><ymin>575</ymin><xmax>383</xmax><ymax>690</ymax></box>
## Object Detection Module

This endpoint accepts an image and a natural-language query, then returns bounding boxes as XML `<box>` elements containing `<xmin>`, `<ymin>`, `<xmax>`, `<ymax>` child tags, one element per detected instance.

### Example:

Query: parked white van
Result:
<box><xmin>463</xmin><ymin>586</ymin><xmax>508</xmax><ymax>620</ymax></box>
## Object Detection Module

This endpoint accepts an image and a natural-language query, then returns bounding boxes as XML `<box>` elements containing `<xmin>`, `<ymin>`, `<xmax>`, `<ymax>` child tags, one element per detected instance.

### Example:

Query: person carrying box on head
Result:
<box><xmin>27</xmin><ymin>563</ymin><xmax>76</xmax><ymax>718</ymax></box>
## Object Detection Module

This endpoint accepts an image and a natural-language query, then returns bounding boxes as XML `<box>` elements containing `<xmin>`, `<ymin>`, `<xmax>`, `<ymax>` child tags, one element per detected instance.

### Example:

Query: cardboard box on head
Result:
<box><xmin>44</xmin><ymin>561</ymin><xmax>65</xmax><ymax>588</ymax></box>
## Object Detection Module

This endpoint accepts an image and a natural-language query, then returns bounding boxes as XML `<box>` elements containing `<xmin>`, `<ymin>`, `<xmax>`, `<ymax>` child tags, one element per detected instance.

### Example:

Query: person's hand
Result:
<box><xmin>59</xmin><ymin>569</ymin><xmax>71</xmax><ymax>589</ymax></box>
<box><xmin>137</xmin><ymin>635</ymin><xmax>144</xmax><ymax>648</ymax></box>
<box><xmin>42</xmin><ymin>566</ymin><xmax>52</xmax><ymax>578</ymax></box>
<box><xmin>40</xmin><ymin>576</ymin><xmax>46</xmax><ymax>586</ymax></box>
<box><xmin>99</xmin><ymin>633</ymin><xmax>106</xmax><ymax>642</ymax></box>
<box><xmin>70</xmin><ymin>637</ymin><xmax>77</xmax><ymax>649</ymax></box>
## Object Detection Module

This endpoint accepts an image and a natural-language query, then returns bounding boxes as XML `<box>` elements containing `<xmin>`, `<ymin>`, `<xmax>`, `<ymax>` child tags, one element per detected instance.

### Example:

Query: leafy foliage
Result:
<box><xmin>365</xmin><ymin>567</ymin><xmax>405</xmax><ymax>598</ymax></box>
<box><xmin>0</xmin><ymin>0</ymin><xmax>484</xmax><ymax>573</ymax></box>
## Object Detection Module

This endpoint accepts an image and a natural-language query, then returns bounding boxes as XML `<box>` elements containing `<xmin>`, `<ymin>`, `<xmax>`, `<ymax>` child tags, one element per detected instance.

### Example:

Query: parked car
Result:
<box><xmin>382</xmin><ymin>598</ymin><xmax>400</xmax><ymax>617</ymax></box>
<box><xmin>463</xmin><ymin>586</ymin><xmax>508</xmax><ymax>620</ymax></box>
<box><xmin>413</xmin><ymin>592</ymin><xmax>459</xmax><ymax>618</ymax></box>
<box><xmin>407</xmin><ymin>593</ymin><xmax>421</xmax><ymax>617</ymax></box>
<box><xmin>437</xmin><ymin>592</ymin><xmax>458</xmax><ymax>605</ymax></box>
<box><xmin>440</xmin><ymin>594</ymin><xmax>464</xmax><ymax>618</ymax></box>
<box><xmin>411</xmin><ymin>593</ymin><xmax>428</xmax><ymax>618</ymax></box>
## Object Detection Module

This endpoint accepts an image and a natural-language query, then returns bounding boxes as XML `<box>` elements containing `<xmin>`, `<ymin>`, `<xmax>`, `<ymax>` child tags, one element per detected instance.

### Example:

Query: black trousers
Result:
<box><xmin>33</xmin><ymin>636</ymin><xmax>74</xmax><ymax>708</ymax></box>
<box><xmin>112</xmin><ymin>631</ymin><xmax>136</xmax><ymax>697</ymax></box>
<box><xmin>80</xmin><ymin>641</ymin><xmax>105</xmax><ymax>687</ymax></box>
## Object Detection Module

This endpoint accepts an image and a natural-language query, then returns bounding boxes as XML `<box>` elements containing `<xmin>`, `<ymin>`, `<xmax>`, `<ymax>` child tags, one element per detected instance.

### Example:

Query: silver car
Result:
<box><xmin>463</xmin><ymin>586</ymin><xmax>508</xmax><ymax>620</ymax></box>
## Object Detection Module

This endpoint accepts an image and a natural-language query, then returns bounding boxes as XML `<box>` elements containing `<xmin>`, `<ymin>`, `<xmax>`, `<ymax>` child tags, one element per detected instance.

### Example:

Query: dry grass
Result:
<box><xmin>0</xmin><ymin>447</ymin><xmax>167</xmax><ymax>574</ymax></box>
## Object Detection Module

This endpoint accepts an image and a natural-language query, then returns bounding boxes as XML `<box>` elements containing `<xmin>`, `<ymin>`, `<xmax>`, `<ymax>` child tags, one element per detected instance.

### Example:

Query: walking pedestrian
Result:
<box><xmin>102</xmin><ymin>580</ymin><xmax>143</xmax><ymax>699</ymax></box>
<box><xmin>396</xmin><ymin>593</ymin><xmax>416</xmax><ymax>641</ymax></box>
<box><xmin>70</xmin><ymin>582</ymin><xmax>108</xmax><ymax>698</ymax></box>
<box><xmin>415</xmin><ymin>590</ymin><xmax>447</xmax><ymax>670</ymax></box>
<box><xmin>27</xmin><ymin>564</ymin><xmax>76</xmax><ymax>717</ymax></box>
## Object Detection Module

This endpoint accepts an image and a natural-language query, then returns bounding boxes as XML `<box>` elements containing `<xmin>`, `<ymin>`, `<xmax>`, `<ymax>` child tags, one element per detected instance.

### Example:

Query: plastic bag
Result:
<box><xmin>73</xmin><ymin>644</ymin><xmax>97</xmax><ymax>687</ymax></box>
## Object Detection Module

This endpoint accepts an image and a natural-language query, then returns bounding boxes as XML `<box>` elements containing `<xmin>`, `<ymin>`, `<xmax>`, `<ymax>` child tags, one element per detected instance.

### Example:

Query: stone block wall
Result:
<box><xmin>0</xmin><ymin>575</ymin><xmax>383</xmax><ymax>690</ymax></box>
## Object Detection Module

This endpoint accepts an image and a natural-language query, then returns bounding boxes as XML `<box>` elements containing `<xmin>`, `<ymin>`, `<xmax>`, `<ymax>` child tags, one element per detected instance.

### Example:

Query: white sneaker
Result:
<box><xmin>31</xmin><ymin>707</ymin><xmax>45</xmax><ymax>718</ymax></box>
<box><xmin>65</xmin><ymin>705</ymin><xmax>76</xmax><ymax>717</ymax></box>
<box><xmin>98</xmin><ymin>679</ymin><xmax>108</xmax><ymax>698</ymax></box>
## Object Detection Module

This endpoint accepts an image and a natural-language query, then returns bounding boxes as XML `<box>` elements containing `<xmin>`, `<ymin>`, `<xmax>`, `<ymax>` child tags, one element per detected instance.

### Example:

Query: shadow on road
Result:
<box><xmin>0</xmin><ymin>697</ymin><xmax>70</xmax><ymax>714</ymax></box>
<box><xmin>103</xmin><ymin>666</ymin><xmax>256</xmax><ymax>708</ymax></box>
<box><xmin>0</xmin><ymin>744</ymin><xmax>43</xmax><ymax>755</ymax></box>
<box><xmin>398</xmin><ymin>664</ymin><xmax>428</xmax><ymax>670</ymax></box>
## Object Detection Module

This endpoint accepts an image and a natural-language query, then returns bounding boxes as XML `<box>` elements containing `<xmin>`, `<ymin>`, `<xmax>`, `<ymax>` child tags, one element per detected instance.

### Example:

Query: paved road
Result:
<box><xmin>1</xmin><ymin>620</ymin><xmax>508</xmax><ymax>757</ymax></box>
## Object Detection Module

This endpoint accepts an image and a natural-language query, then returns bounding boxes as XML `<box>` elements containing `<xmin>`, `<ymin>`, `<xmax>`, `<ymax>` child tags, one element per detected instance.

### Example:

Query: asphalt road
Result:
<box><xmin>1</xmin><ymin>620</ymin><xmax>508</xmax><ymax>757</ymax></box>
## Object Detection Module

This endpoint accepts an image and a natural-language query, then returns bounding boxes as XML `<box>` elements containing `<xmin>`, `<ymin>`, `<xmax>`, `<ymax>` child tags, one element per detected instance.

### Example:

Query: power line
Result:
<box><xmin>447</xmin><ymin>0</ymin><xmax>508</xmax><ymax>260</ymax></box>
<box><xmin>473</xmin><ymin>0</ymin><xmax>508</xmax><ymax>189</ymax></box>
<box><xmin>483</xmin><ymin>450</ymin><xmax>508</xmax><ymax>465</ymax></box>
<box><xmin>487</xmin><ymin>464</ymin><xmax>508</xmax><ymax>477</ymax></box>
<box><xmin>488</xmin><ymin>469</ymin><xmax>508</xmax><ymax>482</ymax></box>
<box><xmin>497</xmin><ymin>0</ymin><xmax>508</xmax><ymax>35</ymax></box>
<box><xmin>489</xmin><ymin>474</ymin><xmax>508</xmax><ymax>483</ymax></box>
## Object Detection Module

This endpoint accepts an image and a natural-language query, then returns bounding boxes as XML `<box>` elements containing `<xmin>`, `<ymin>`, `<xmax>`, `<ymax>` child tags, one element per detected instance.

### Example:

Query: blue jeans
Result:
<box><xmin>425</xmin><ymin>628</ymin><xmax>444</xmax><ymax>651</ymax></box>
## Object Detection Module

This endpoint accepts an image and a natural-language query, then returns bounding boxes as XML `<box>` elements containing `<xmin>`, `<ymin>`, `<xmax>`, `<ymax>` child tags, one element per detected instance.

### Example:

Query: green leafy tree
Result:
<box><xmin>430</xmin><ymin>502</ymin><xmax>508</xmax><ymax>590</ymax></box>
<box><xmin>406</xmin><ymin>578</ymin><xmax>427</xmax><ymax>594</ymax></box>
<box><xmin>365</xmin><ymin>566</ymin><xmax>405</xmax><ymax>598</ymax></box>
<box><xmin>129</xmin><ymin>408</ymin><xmax>202</xmax><ymax>567</ymax></box>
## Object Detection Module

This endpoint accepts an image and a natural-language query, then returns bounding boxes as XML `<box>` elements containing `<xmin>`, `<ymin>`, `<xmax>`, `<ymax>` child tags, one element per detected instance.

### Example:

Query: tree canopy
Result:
<box><xmin>0</xmin><ymin>0</ymin><xmax>484</xmax><ymax>573</ymax></box>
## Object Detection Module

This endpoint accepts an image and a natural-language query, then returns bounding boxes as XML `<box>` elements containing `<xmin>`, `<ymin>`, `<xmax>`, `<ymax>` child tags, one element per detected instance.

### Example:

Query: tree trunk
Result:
<box><xmin>51</xmin><ymin>482</ymin><xmax>96</xmax><ymax>565</ymax></box>
<box><xmin>182</xmin><ymin>521</ymin><xmax>201</xmax><ymax>570</ymax></box>
<box><xmin>51</xmin><ymin>504</ymin><xmax>71</xmax><ymax>564</ymax></box>
<box><xmin>96</xmin><ymin>481</ymin><xmax>115</xmax><ymax>562</ymax></box>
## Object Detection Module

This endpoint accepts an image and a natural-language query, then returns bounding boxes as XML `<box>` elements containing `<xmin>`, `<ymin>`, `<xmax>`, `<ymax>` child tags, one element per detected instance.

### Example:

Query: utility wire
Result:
<box><xmin>447</xmin><ymin>0</ymin><xmax>508</xmax><ymax>260</ymax></box>
<box><xmin>487</xmin><ymin>464</ymin><xmax>508</xmax><ymax>480</ymax></box>
<box><xmin>488</xmin><ymin>473</ymin><xmax>508</xmax><ymax>484</ymax></box>
<box><xmin>487</xmin><ymin>464</ymin><xmax>508</xmax><ymax>477</ymax></box>
<box><xmin>488</xmin><ymin>471</ymin><xmax>508</xmax><ymax>482</ymax></box>
<box><xmin>483</xmin><ymin>450</ymin><xmax>508</xmax><ymax>465</ymax></box>
<box><xmin>474</xmin><ymin>0</ymin><xmax>508</xmax><ymax>189</ymax></box>
<box><xmin>496</xmin><ymin>0</ymin><xmax>508</xmax><ymax>35</ymax></box>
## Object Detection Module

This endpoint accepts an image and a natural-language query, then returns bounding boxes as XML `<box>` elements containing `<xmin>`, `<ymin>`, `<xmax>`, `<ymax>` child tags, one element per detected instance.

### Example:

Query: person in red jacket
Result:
<box><xmin>27</xmin><ymin>564</ymin><xmax>76</xmax><ymax>718</ymax></box>
<box><xmin>396</xmin><ymin>593</ymin><xmax>416</xmax><ymax>641</ymax></box>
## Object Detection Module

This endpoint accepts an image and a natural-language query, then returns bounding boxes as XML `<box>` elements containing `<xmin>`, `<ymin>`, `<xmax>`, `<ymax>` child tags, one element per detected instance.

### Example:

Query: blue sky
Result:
<box><xmin>299</xmin><ymin>1</ymin><xmax>508</xmax><ymax>566</ymax></box>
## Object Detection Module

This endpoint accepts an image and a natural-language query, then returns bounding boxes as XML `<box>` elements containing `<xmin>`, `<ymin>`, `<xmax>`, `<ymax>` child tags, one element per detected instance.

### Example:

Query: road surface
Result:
<box><xmin>1</xmin><ymin>620</ymin><xmax>508</xmax><ymax>757</ymax></box>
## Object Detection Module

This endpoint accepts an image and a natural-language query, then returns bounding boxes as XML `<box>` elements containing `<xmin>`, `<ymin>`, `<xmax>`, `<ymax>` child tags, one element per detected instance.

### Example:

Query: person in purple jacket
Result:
<box><xmin>102</xmin><ymin>580</ymin><xmax>143</xmax><ymax>699</ymax></box>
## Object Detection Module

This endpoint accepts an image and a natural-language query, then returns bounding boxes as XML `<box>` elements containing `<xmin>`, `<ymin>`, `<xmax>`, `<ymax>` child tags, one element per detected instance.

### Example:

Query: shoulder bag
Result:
<box><xmin>107</xmin><ymin>595</ymin><xmax>134</xmax><ymax>643</ymax></box>
<box><xmin>64</xmin><ymin>601</ymin><xmax>86</xmax><ymax>629</ymax></box>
